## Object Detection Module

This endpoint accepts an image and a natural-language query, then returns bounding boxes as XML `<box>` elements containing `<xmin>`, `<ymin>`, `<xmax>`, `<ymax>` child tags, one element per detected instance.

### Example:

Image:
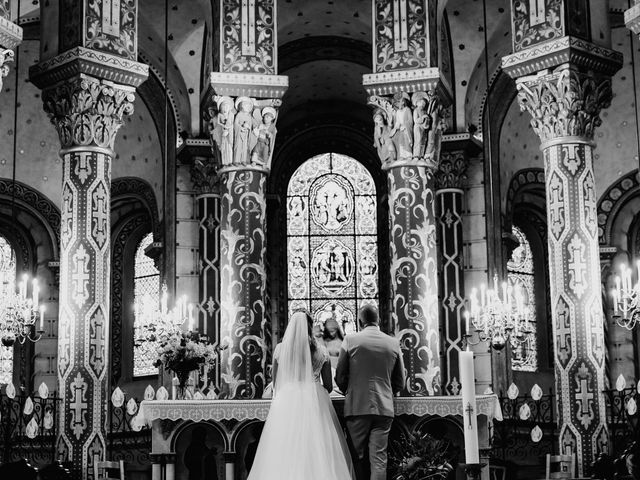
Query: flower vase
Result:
<box><xmin>175</xmin><ymin>370</ymin><xmax>193</xmax><ymax>400</ymax></box>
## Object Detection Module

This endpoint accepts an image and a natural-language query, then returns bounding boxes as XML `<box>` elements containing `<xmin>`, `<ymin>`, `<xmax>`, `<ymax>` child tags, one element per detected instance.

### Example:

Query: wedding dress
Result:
<box><xmin>247</xmin><ymin>312</ymin><xmax>354</xmax><ymax>480</ymax></box>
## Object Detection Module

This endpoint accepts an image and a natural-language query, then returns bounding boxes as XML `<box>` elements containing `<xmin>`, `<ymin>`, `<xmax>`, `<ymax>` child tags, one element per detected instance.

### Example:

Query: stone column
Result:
<box><xmin>435</xmin><ymin>145</ymin><xmax>468</xmax><ymax>395</ymax></box>
<box><xmin>0</xmin><ymin>0</ymin><xmax>22</xmax><ymax>92</ymax></box>
<box><xmin>503</xmin><ymin>6</ymin><xmax>622</xmax><ymax>468</ymax></box>
<box><xmin>30</xmin><ymin>2</ymin><xmax>148</xmax><ymax>476</ymax></box>
<box><xmin>363</xmin><ymin>0</ymin><xmax>451</xmax><ymax>396</ymax></box>
<box><xmin>209</xmin><ymin>0</ymin><xmax>287</xmax><ymax>399</ymax></box>
<box><xmin>190</xmin><ymin>151</ymin><xmax>222</xmax><ymax>386</ymax></box>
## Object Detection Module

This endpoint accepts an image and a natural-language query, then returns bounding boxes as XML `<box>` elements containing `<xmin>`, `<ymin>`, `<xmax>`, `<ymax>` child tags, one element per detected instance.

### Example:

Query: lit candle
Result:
<box><xmin>188</xmin><ymin>304</ymin><xmax>195</xmax><ymax>331</ymax></box>
<box><xmin>181</xmin><ymin>295</ymin><xmax>188</xmax><ymax>320</ymax></box>
<box><xmin>32</xmin><ymin>279</ymin><xmax>39</xmax><ymax>309</ymax></box>
<box><xmin>39</xmin><ymin>305</ymin><xmax>45</xmax><ymax>331</ymax></box>
<box><xmin>459</xmin><ymin>349</ymin><xmax>480</xmax><ymax>463</ymax></box>
<box><xmin>480</xmin><ymin>284</ymin><xmax>486</xmax><ymax>307</ymax></box>
<box><xmin>19</xmin><ymin>274</ymin><xmax>27</xmax><ymax>298</ymax></box>
<box><xmin>464</xmin><ymin>310</ymin><xmax>470</xmax><ymax>336</ymax></box>
<box><xmin>161</xmin><ymin>289</ymin><xmax>168</xmax><ymax>315</ymax></box>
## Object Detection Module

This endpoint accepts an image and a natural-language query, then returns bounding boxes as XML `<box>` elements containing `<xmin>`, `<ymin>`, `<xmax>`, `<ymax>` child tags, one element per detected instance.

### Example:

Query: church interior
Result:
<box><xmin>2</xmin><ymin>0</ymin><xmax>640</xmax><ymax>479</ymax></box>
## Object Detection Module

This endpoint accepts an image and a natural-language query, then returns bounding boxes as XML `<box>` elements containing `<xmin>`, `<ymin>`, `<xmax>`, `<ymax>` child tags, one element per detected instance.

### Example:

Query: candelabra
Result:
<box><xmin>611</xmin><ymin>261</ymin><xmax>640</xmax><ymax>330</ymax></box>
<box><xmin>134</xmin><ymin>284</ymin><xmax>201</xmax><ymax>345</ymax></box>
<box><xmin>464</xmin><ymin>275</ymin><xmax>531</xmax><ymax>350</ymax></box>
<box><xmin>0</xmin><ymin>273</ymin><xmax>45</xmax><ymax>346</ymax></box>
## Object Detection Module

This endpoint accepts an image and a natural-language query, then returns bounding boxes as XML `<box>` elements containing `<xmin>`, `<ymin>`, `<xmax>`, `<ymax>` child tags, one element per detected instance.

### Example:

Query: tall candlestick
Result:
<box><xmin>32</xmin><ymin>279</ymin><xmax>39</xmax><ymax>309</ymax></box>
<box><xmin>39</xmin><ymin>305</ymin><xmax>45</xmax><ymax>332</ymax></box>
<box><xmin>188</xmin><ymin>304</ymin><xmax>195</xmax><ymax>331</ymax></box>
<box><xmin>459</xmin><ymin>350</ymin><xmax>480</xmax><ymax>463</ymax></box>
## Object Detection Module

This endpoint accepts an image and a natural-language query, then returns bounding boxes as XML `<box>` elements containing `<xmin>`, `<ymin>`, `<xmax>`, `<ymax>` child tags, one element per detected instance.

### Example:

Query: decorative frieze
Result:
<box><xmin>515</xmin><ymin>66</ymin><xmax>613</xmax><ymax>146</ymax></box>
<box><xmin>368</xmin><ymin>90</ymin><xmax>447</xmax><ymax>170</ymax></box>
<box><xmin>40</xmin><ymin>75</ymin><xmax>136</xmax><ymax>151</ymax></box>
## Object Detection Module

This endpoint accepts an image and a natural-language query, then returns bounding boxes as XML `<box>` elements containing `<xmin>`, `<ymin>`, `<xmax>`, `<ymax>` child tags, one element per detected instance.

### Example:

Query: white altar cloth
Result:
<box><xmin>139</xmin><ymin>394</ymin><xmax>503</xmax><ymax>424</ymax></box>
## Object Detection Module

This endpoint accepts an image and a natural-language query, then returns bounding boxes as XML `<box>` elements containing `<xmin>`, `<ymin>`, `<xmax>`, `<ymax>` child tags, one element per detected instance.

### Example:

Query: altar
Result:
<box><xmin>139</xmin><ymin>395</ymin><xmax>502</xmax><ymax>480</ymax></box>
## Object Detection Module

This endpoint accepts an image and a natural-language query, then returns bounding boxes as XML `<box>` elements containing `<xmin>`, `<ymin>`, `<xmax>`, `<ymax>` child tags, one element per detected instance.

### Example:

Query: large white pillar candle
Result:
<box><xmin>460</xmin><ymin>349</ymin><xmax>480</xmax><ymax>463</ymax></box>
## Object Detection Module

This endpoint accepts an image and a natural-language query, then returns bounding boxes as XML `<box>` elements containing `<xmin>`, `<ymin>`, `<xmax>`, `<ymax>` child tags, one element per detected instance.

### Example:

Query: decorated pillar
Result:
<box><xmin>29</xmin><ymin>1</ymin><xmax>148</xmax><ymax>476</ymax></box>
<box><xmin>435</xmin><ymin>144</ymin><xmax>469</xmax><ymax>395</ymax></box>
<box><xmin>363</xmin><ymin>0</ymin><xmax>451</xmax><ymax>396</ymax></box>
<box><xmin>209</xmin><ymin>0</ymin><xmax>287</xmax><ymax>399</ymax></box>
<box><xmin>503</xmin><ymin>2</ymin><xmax>622</xmax><ymax>472</ymax></box>
<box><xmin>188</xmin><ymin>146</ymin><xmax>222</xmax><ymax>386</ymax></box>
<box><xmin>0</xmin><ymin>0</ymin><xmax>22</xmax><ymax>92</ymax></box>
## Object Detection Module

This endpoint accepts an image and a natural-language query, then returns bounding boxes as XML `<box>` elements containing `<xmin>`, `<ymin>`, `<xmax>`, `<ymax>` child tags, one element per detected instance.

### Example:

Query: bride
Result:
<box><xmin>247</xmin><ymin>311</ymin><xmax>354</xmax><ymax>479</ymax></box>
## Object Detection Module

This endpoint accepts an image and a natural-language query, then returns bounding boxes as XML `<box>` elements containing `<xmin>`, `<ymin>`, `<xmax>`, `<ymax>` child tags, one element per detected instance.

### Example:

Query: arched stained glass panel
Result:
<box><xmin>133</xmin><ymin>233</ymin><xmax>160</xmax><ymax>377</ymax></box>
<box><xmin>507</xmin><ymin>225</ymin><xmax>538</xmax><ymax>372</ymax></box>
<box><xmin>0</xmin><ymin>236</ymin><xmax>15</xmax><ymax>385</ymax></box>
<box><xmin>287</xmin><ymin>153</ymin><xmax>378</xmax><ymax>334</ymax></box>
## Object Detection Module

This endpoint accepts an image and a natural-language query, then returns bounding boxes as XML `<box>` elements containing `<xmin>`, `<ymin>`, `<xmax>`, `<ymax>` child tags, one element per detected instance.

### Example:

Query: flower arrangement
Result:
<box><xmin>388</xmin><ymin>431</ymin><xmax>458</xmax><ymax>480</ymax></box>
<box><xmin>153</xmin><ymin>331</ymin><xmax>220</xmax><ymax>391</ymax></box>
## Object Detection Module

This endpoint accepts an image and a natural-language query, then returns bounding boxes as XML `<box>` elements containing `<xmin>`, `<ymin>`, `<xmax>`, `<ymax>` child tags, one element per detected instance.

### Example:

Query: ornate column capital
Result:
<box><xmin>0</xmin><ymin>5</ymin><xmax>23</xmax><ymax>95</ymax></box>
<box><xmin>367</xmin><ymin>87</ymin><xmax>449</xmax><ymax>171</ymax></box>
<box><xmin>207</xmin><ymin>85</ymin><xmax>285</xmax><ymax>174</ymax></box>
<box><xmin>0</xmin><ymin>46</ymin><xmax>13</xmax><ymax>90</ymax></box>
<box><xmin>514</xmin><ymin>66</ymin><xmax>613</xmax><ymax>146</ymax></box>
<box><xmin>435</xmin><ymin>150</ymin><xmax>467</xmax><ymax>190</ymax></box>
<box><xmin>39</xmin><ymin>75</ymin><xmax>137</xmax><ymax>152</ymax></box>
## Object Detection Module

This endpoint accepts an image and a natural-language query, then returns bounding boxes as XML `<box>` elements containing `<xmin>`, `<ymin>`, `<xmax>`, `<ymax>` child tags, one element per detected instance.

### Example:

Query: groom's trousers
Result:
<box><xmin>346</xmin><ymin>415</ymin><xmax>393</xmax><ymax>480</ymax></box>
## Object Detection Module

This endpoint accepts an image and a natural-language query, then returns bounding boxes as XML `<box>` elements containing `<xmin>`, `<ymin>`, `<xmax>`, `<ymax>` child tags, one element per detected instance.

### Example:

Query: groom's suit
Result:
<box><xmin>335</xmin><ymin>325</ymin><xmax>405</xmax><ymax>480</ymax></box>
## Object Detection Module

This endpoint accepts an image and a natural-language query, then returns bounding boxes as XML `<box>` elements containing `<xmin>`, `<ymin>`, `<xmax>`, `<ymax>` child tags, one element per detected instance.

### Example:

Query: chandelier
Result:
<box><xmin>465</xmin><ymin>275</ymin><xmax>531</xmax><ymax>350</ymax></box>
<box><xmin>611</xmin><ymin>261</ymin><xmax>640</xmax><ymax>330</ymax></box>
<box><xmin>135</xmin><ymin>284</ymin><xmax>198</xmax><ymax>344</ymax></box>
<box><xmin>0</xmin><ymin>273</ymin><xmax>45</xmax><ymax>346</ymax></box>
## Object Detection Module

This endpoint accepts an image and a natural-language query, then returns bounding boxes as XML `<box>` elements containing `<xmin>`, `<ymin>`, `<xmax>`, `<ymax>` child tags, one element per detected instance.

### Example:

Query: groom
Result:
<box><xmin>335</xmin><ymin>305</ymin><xmax>405</xmax><ymax>480</ymax></box>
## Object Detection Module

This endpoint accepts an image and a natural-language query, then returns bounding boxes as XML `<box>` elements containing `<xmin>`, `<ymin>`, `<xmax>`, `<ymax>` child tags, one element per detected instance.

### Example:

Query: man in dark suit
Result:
<box><xmin>335</xmin><ymin>305</ymin><xmax>405</xmax><ymax>480</ymax></box>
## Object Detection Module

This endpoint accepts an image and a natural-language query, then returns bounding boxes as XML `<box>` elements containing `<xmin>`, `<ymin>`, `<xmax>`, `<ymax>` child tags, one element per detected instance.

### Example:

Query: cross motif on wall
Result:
<box><xmin>548</xmin><ymin>175</ymin><xmax>564</xmax><ymax>239</ymax></box>
<box><xmin>70</xmin><ymin>373</ymin><xmax>88</xmax><ymax>440</ymax></box>
<box><xmin>72</xmin><ymin>246</ymin><xmax>91</xmax><ymax>308</ymax></box>
<box><xmin>555</xmin><ymin>300</ymin><xmax>571</xmax><ymax>363</ymax></box>
<box><xmin>89</xmin><ymin>312</ymin><xmax>105</xmax><ymax>373</ymax></box>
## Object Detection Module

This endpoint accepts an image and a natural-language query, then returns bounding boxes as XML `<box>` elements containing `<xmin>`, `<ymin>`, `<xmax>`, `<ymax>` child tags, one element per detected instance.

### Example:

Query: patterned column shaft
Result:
<box><xmin>436</xmin><ymin>189</ymin><xmax>464</xmax><ymax>395</ymax></box>
<box><xmin>197</xmin><ymin>193</ymin><xmax>221</xmax><ymax>383</ymax></box>
<box><xmin>219</xmin><ymin>169</ymin><xmax>268</xmax><ymax>399</ymax></box>
<box><xmin>435</xmin><ymin>150</ymin><xmax>467</xmax><ymax>396</ymax></box>
<box><xmin>514</xmin><ymin>66</ymin><xmax>615</xmax><ymax>474</ymax></box>
<box><xmin>388</xmin><ymin>165</ymin><xmax>440</xmax><ymax>396</ymax></box>
<box><xmin>543</xmin><ymin>141</ymin><xmax>608</xmax><ymax>468</ymax></box>
<box><xmin>39</xmin><ymin>77</ymin><xmax>137</xmax><ymax>476</ymax></box>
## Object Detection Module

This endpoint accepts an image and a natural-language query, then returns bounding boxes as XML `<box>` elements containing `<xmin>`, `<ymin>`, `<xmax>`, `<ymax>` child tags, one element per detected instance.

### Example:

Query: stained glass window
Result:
<box><xmin>0</xmin><ymin>235</ymin><xmax>15</xmax><ymax>385</ymax></box>
<box><xmin>133</xmin><ymin>233</ymin><xmax>160</xmax><ymax>377</ymax></box>
<box><xmin>507</xmin><ymin>225</ymin><xmax>538</xmax><ymax>372</ymax></box>
<box><xmin>287</xmin><ymin>153</ymin><xmax>378</xmax><ymax>334</ymax></box>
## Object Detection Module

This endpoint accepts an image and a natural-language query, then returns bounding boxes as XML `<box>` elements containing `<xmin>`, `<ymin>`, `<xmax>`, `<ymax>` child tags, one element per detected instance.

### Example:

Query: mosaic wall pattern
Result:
<box><xmin>219</xmin><ymin>0</ymin><xmax>276</xmax><ymax>74</ymax></box>
<box><xmin>57</xmin><ymin>150</ymin><xmax>112</xmax><ymax>474</ymax></box>
<box><xmin>388</xmin><ymin>165</ymin><xmax>440</xmax><ymax>396</ymax></box>
<box><xmin>287</xmin><ymin>153</ymin><xmax>378</xmax><ymax>334</ymax></box>
<box><xmin>219</xmin><ymin>170</ymin><xmax>267</xmax><ymax>399</ymax></box>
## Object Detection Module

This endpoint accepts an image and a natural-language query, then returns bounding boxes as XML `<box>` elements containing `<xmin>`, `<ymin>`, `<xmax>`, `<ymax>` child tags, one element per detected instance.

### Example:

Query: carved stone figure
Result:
<box><xmin>210</xmin><ymin>95</ymin><xmax>235</xmax><ymax>166</ymax></box>
<box><xmin>233</xmin><ymin>96</ymin><xmax>256</xmax><ymax>166</ymax></box>
<box><xmin>412</xmin><ymin>92</ymin><xmax>431</xmax><ymax>158</ymax></box>
<box><xmin>250</xmin><ymin>106</ymin><xmax>277</xmax><ymax>169</ymax></box>
<box><xmin>390</xmin><ymin>93</ymin><xmax>413</xmax><ymax>159</ymax></box>
<box><xmin>0</xmin><ymin>48</ymin><xmax>13</xmax><ymax>93</ymax></box>
<box><xmin>372</xmin><ymin>109</ymin><xmax>396</xmax><ymax>166</ymax></box>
